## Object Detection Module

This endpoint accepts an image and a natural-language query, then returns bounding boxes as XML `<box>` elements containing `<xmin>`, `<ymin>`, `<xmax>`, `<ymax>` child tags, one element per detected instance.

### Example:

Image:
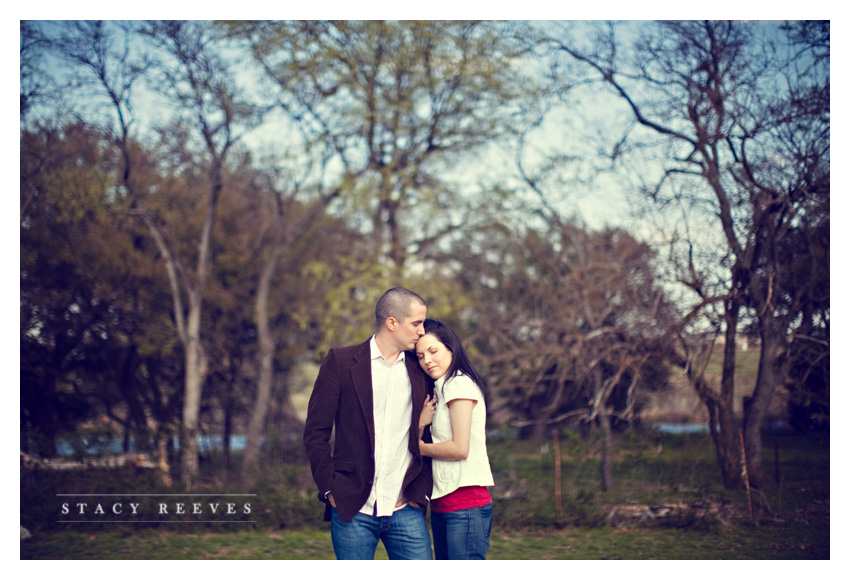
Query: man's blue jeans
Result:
<box><xmin>430</xmin><ymin>503</ymin><xmax>493</xmax><ymax>560</ymax></box>
<box><xmin>330</xmin><ymin>504</ymin><xmax>433</xmax><ymax>560</ymax></box>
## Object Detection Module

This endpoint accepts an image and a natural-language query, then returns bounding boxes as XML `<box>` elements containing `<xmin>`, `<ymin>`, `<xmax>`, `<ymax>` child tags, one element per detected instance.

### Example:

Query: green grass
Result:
<box><xmin>491</xmin><ymin>522</ymin><xmax>828</xmax><ymax>560</ymax></box>
<box><xmin>21</xmin><ymin>518</ymin><xmax>829</xmax><ymax>560</ymax></box>
<box><xmin>21</xmin><ymin>430</ymin><xmax>829</xmax><ymax>560</ymax></box>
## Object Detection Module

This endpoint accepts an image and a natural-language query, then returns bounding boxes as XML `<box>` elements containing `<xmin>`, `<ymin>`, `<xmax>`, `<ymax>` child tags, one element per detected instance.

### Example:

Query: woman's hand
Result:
<box><xmin>419</xmin><ymin>394</ymin><xmax>437</xmax><ymax>431</ymax></box>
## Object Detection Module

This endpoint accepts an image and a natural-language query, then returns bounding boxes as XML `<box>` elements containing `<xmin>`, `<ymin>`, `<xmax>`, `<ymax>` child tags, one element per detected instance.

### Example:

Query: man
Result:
<box><xmin>303</xmin><ymin>287</ymin><xmax>434</xmax><ymax>560</ymax></box>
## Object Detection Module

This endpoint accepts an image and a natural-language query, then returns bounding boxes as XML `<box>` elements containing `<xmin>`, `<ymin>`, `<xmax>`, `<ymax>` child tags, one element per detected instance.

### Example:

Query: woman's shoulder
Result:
<box><xmin>446</xmin><ymin>371</ymin><xmax>476</xmax><ymax>385</ymax></box>
<box><xmin>444</xmin><ymin>372</ymin><xmax>482</xmax><ymax>397</ymax></box>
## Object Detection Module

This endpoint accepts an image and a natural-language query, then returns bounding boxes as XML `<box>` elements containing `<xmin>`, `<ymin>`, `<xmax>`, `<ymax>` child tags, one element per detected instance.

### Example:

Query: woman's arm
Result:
<box><xmin>420</xmin><ymin>399</ymin><xmax>476</xmax><ymax>460</ymax></box>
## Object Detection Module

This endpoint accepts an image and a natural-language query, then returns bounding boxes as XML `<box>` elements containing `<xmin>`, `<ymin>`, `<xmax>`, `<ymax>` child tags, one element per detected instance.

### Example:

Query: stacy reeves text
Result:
<box><xmin>60</xmin><ymin>500</ymin><xmax>252</xmax><ymax>516</ymax></box>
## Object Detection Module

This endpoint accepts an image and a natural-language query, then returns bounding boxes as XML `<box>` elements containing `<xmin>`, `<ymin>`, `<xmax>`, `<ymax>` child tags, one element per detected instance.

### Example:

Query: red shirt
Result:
<box><xmin>431</xmin><ymin>486</ymin><xmax>492</xmax><ymax>513</ymax></box>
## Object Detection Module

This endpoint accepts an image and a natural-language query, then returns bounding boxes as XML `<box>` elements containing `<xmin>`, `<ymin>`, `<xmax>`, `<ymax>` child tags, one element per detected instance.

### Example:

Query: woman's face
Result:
<box><xmin>415</xmin><ymin>333</ymin><xmax>453</xmax><ymax>380</ymax></box>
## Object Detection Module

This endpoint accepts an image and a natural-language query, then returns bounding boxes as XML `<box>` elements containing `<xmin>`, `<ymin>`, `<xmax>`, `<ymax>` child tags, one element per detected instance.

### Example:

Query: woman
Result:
<box><xmin>416</xmin><ymin>318</ymin><xmax>495</xmax><ymax>560</ymax></box>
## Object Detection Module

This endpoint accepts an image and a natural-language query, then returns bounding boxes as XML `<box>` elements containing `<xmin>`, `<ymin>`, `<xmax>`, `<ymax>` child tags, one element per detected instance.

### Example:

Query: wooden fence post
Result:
<box><xmin>552</xmin><ymin>427</ymin><xmax>563</xmax><ymax>523</ymax></box>
<box><xmin>739</xmin><ymin>428</ymin><xmax>756</xmax><ymax>526</ymax></box>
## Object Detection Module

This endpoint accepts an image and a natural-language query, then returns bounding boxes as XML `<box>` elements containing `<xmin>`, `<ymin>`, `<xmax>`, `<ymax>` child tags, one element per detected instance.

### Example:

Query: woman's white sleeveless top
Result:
<box><xmin>429</xmin><ymin>372</ymin><xmax>495</xmax><ymax>500</ymax></box>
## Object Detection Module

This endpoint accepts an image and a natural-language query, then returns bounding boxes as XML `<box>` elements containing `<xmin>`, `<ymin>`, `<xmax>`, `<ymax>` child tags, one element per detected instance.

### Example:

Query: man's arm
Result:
<box><xmin>302</xmin><ymin>349</ymin><xmax>340</xmax><ymax>502</ymax></box>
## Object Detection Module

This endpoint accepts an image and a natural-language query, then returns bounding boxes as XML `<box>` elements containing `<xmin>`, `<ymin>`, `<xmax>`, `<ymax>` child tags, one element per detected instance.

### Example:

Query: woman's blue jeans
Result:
<box><xmin>430</xmin><ymin>503</ymin><xmax>493</xmax><ymax>560</ymax></box>
<box><xmin>330</xmin><ymin>504</ymin><xmax>432</xmax><ymax>560</ymax></box>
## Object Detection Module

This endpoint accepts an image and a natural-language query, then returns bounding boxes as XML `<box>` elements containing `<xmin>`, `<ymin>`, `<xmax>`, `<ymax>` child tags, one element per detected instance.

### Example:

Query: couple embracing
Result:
<box><xmin>303</xmin><ymin>287</ymin><xmax>494</xmax><ymax>560</ymax></box>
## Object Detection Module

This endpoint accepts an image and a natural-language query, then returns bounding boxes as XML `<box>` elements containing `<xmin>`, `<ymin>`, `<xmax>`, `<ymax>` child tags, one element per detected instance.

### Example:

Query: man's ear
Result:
<box><xmin>385</xmin><ymin>316</ymin><xmax>398</xmax><ymax>332</ymax></box>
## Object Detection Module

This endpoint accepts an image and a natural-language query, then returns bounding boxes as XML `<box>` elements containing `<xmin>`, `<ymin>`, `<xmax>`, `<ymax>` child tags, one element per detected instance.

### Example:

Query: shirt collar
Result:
<box><xmin>369</xmin><ymin>335</ymin><xmax>405</xmax><ymax>363</ymax></box>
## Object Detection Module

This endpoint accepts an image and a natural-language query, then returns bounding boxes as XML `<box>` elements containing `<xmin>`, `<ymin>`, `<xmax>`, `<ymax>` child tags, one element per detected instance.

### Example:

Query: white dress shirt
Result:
<box><xmin>360</xmin><ymin>335</ymin><xmax>414</xmax><ymax>517</ymax></box>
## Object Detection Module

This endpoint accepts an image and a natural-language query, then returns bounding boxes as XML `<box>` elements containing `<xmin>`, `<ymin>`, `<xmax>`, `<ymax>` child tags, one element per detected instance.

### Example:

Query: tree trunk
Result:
<box><xmin>682</xmin><ymin>301</ymin><xmax>744</xmax><ymax>490</ymax></box>
<box><xmin>385</xmin><ymin>198</ymin><xmax>406</xmax><ymax>281</ymax></box>
<box><xmin>742</xmin><ymin>329</ymin><xmax>785</xmax><ymax>488</ymax></box>
<box><xmin>714</xmin><ymin>305</ymin><xmax>744</xmax><ymax>489</ymax></box>
<box><xmin>222</xmin><ymin>393</ymin><xmax>233</xmax><ymax>478</ymax></box>
<box><xmin>527</xmin><ymin>395</ymin><xmax>560</xmax><ymax>440</ymax></box>
<box><xmin>244</xmin><ymin>245</ymin><xmax>281</xmax><ymax>475</ymax></box>
<box><xmin>181</xmin><ymin>294</ymin><xmax>208</xmax><ymax>491</ymax></box>
<box><xmin>156</xmin><ymin>432</ymin><xmax>172</xmax><ymax>488</ymax></box>
<box><xmin>243</xmin><ymin>190</ymin><xmax>336</xmax><ymax>479</ymax></box>
<box><xmin>179</xmin><ymin>157</ymin><xmax>222</xmax><ymax>489</ymax></box>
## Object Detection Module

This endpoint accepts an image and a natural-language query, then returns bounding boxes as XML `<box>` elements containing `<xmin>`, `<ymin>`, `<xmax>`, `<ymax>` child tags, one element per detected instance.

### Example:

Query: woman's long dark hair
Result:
<box><xmin>422</xmin><ymin>318</ymin><xmax>488</xmax><ymax>402</ymax></box>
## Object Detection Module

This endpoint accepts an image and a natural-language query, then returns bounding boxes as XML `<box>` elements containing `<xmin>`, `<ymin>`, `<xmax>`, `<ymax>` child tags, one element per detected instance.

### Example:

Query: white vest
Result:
<box><xmin>430</xmin><ymin>372</ymin><xmax>495</xmax><ymax>500</ymax></box>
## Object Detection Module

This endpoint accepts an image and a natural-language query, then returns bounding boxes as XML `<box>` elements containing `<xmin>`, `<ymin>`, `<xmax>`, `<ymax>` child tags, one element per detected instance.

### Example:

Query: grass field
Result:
<box><xmin>21</xmin><ymin>429</ymin><xmax>829</xmax><ymax>560</ymax></box>
<box><xmin>20</xmin><ymin>520</ymin><xmax>829</xmax><ymax>560</ymax></box>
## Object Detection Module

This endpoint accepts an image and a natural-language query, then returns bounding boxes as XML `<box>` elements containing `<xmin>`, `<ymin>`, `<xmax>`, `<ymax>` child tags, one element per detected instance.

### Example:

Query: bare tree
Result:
<box><xmin>451</xmin><ymin>214</ymin><xmax>675</xmax><ymax>491</ymax></box>
<box><xmin>20</xmin><ymin>21</ymin><xmax>60</xmax><ymax>122</ymax></box>
<box><xmin>546</xmin><ymin>20</ymin><xmax>829</xmax><ymax>488</ymax></box>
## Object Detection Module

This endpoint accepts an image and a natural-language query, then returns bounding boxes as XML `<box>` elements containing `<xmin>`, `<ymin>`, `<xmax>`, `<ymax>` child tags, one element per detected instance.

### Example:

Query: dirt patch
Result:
<box><xmin>606</xmin><ymin>499</ymin><xmax>746</xmax><ymax>527</ymax></box>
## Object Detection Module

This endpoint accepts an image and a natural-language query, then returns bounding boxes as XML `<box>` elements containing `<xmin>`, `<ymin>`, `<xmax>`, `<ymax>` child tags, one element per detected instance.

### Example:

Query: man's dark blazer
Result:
<box><xmin>303</xmin><ymin>338</ymin><xmax>434</xmax><ymax>523</ymax></box>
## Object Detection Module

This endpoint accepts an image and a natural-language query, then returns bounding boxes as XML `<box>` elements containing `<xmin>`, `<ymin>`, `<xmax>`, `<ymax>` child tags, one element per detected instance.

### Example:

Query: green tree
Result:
<box><xmin>21</xmin><ymin>123</ymin><xmax>112</xmax><ymax>455</ymax></box>
<box><xmin>225</xmin><ymin>20</ymin><xmax>535</xmax><ymax>279</ymax></box>
<box><xmin>237</xmin><ymin>157</ymin><xmax>344</xmax><ymax>475</ymax></box>
<box><xmin>197</xmin><ymin>154</ymin><xmax>362</xmax><ymax>478</ymax></box>
<box><xmin>30</xmin><ymin>21</ymin><xmax>371</xmax><ymax>485</ymax></box>
<box><xmin>20</xmin><ymin>122</ymin><xmax>182</xmax><ymax>463</ymax></box>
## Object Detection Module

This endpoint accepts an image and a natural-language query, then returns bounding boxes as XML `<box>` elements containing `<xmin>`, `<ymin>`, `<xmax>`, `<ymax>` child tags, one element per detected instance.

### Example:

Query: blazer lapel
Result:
<box><xmin>405</xmin><ymin>353</ymin><xmax>428</xmax><ymax>452</ymax></box>
<box><xmin>405</xmin><ymin>354</ymin><xmax>426</xmax><ymax>409</ymax></box>
<box><xmin>350</xmin><ymin>340</ymin><xmax>375</xmax><ymax>450</ymax></box>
